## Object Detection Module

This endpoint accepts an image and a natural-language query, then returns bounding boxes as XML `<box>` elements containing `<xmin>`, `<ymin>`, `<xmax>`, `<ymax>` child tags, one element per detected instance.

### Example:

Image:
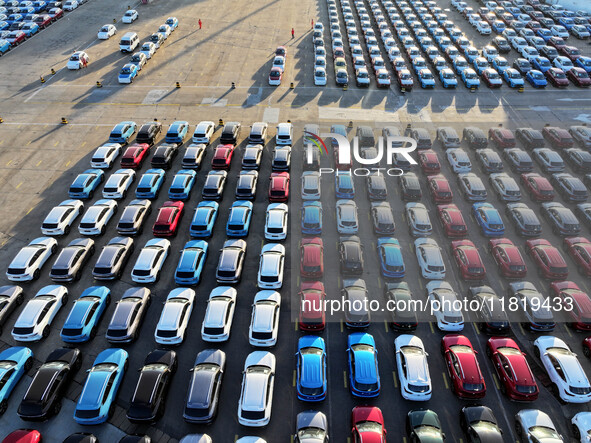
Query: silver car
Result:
<box><xmin>12</xmin><ymin>285</ymin><xmax>68</xmax><ymax>342</ymax></box>
<box><xmin>216</xmin><ymin>239</ymin><xmax>247</xmax><ymax>284</ymax></box>
<box><xmin>457</xmin><ymin>173</ymin><xmax>487</xmax><ymax>201</ymax></box>
<box><xmin>92</xmin><ymin>236</ymin><xmax>135</xmax><ymax>280</ymax></box>
<box><xmin>78</xmin><ymin>199</ymin><xmax>118</xmax><ymax>236</ymax></box>
<box><xmin>155</xmin><ymin>288</ymin><xmax>195</xmax><ymax>345</ymax></box>
<box><xmin>301</xmin><ymin>171</ymin><xmax>321</xmax><ymax>200</ymax></box>
<box><xmin>182</xmin><ymin>144</ymin><xmax>207</xmax><ymax>169</ymax></box>
<box><xmin>405</xmin><ymin>202</ymin><xmax>432</xmax><ymax>236</ymax></box>
<box><xmin>131</xmin><ymin>238</ymin><xmax>171</xmax><ymax>283</ymax></box>
<box><xmin>102</xmin><ymin>169</ymin><xmax>135</xmax><ymax>199</ymax></box>
<box><xmin>242</xmin><ymin>145</ymin><xmax>263</xmax><ymax>170</ymax></box>
<box><xmin>235</xmin><ymin>170</ymin><xmax>258</xmax><ymax>200</ymax></box>
<box><xmin>336</xmin><ymin>200</ymin><xmax>359</xmax><ymax>234</ymax></box>
<box><xmin>106</xmin><ymin>287</ymin><xmax>151</xmax><ymax>343</ymax></box>
<box><xmin>6</xmin><ymin>237</ymin><xmax>57</xmax><ymax>282</ymax></box>
<box><xmin>201</xmin><ymin>286</ymin><xmax>237</xmax><ymax>342</ymax></box>
<box><xmin>415</xmin><ymin>238</ymin><xmax>446</xmax><ymax>280</ymax></box>
<box><xmin>294</xmin><ymin>411</ymin><xmax>329</xmax><ymax>443</ymax></box>
<box><xmin>202</xmin><ymin>171</ymin><xmax>227</xmax><ymax>201</ymax></box>
<box><xmin>116</xmin><ymin>199</ymin><xmax>152</xmax><ymax>236</ymax></box>
<box><xmin>49</xmin><ymin>238</ymin><xmax>95</xmax><ymax>282</ymax></box>
<box><xmin>489</xmin><ymin>173</ymin><xmax>521</xmax><ymax>201</ymax></box>
<box><xmin>41</xmin><ymin>199</ymin><xmax>84</xmax><ymax>236</ymax></box>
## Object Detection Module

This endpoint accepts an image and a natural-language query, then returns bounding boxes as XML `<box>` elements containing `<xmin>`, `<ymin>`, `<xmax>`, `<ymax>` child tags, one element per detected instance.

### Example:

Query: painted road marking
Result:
<box><xmin>493</xmin><ymin>373</ymin><xmax>500</xmax><ymax>390</ymax></box>
<box><xmin>442</xmin><ymin>372</ymin><xmax>449</xmax><ymax>389</ymax></box>
<box><xmin>343</xmin><ymin>371</ymin><xmax>348</xmax><ymax>388</ymax></box>
<box><xmin>384</xmin><ymin>321</ymin><xmax>389</xmax><ymax>333</ymax></box>
<box><xmin>292</xmin><ymin>370</ymin><xmax>296</xmax><ymax>387</ymax></box>
<box><xmin>15</xmin><ymin>182</ymin><xmax>22</xmax><ymax>190</ymax></box>
<box><xmin>392</xmin><ymin>371</ymin><xmax>398</xmax><ymax>388</ymax></box>
<box><xmin>429</xmin><ymin>322</ymin><xmax>435</xmax><ymax>334</ymax></box>
<box><xmin>36</xmin><ymin>160</ymin><xmax>42</xmax><ymax>167</ymax></box>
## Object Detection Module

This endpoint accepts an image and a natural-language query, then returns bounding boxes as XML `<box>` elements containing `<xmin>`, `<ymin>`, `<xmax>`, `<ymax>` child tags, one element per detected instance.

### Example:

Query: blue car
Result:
<box><xmin>69</xmin><ymin>168</ymin><xmax>104</xmax><ymax>199</ymax></box>
<box><xmin>302</xmin><ymin>201</ymin><xmax>322</xmax><ymax>235</ymax></box>
<box><xmin>531</xmin><ymin>56</ymin><xmax>552</xmax><ymax>73</ymax></box>
<box><xmin>168</xmin><ymin>169</ymin><xmax>196</xmax><ymax>200</ymax></box>
<box><xmin>461</xmin><ymin>68</ymin><xmax>480</xmax><ymax>88</ymax></box>
<box><xmin>165</xmin><ymin>120</ymin><xmax>189</xmax><ymax>144</ymax></box>
<box><xmin>18</xmin><ymin>6</ymin><xmax>33</xmax><ymax>14</ymax></box>
<box><xmin>118</xmin><ymin>63</ymin><xmax>138</xmax><ymax>84</ymax></box>
<box><xmin>575</xmin><ymin>56</ymin><xmax>591</xmax><ymax>74</ymax></box>
<box><xmin>60</xmin><ymin>286</ymin><xmax>111</xmax><ymax>343</ymax></box>
<box><xmin>0</xmin><ymin>38</ymin><xmax>10</xmax><ymax>53</ymax></box>
<box><xmin>7</xmin><ymin>13</ymin><xmax>22</xmax><ymax>23</ymax></box>
<box><xmin>347</xmin><ymin>333</ymin><xmax>380</xmax><ymax>398</ymax></box>
<box><xmin>558</xmin><ymin>17</ymin><xmax>574</xmax><ymax>30</ymax></box>
<box><xmin>189</xmin><ymin>201</ymin><xmax>219</xmax><ymax>238</ymax></box>
<box><xmin>418</xmin><ymin>69</ymin><xmax>436</xmax><ymax>88</ymax></box>
<box><xmin>135</xmin><ymin>168</ymin><xmax>165</xmax><ymax>199</ymax></box>
<box><xmin>296</xmin><ymin>336</ymin><xmax>327</xmax><ymax>402</ymax></box>
<box><xmin>377</xmin><ymin>237</ymin><xmax>405</xmax><ymax>279</ymax></box>
<box><xmin>537</xmin><ymin>28</ymin><xmax>552</xmax><ymax>41</ymax></box>
<box><xmin>335</xmin><ymin>171</ymin><xmax>355</xmax><ymax>199</ymax></box>
<box><xmin>174</xmin><ymin>240</ymin><xmax>208</xmax><ymax>285</ymax></box>
<box><xmin>503</xmin><ymin>68</ymin><xmax>525</xmax><ymax>88</ymax></box>
<box><xmin>472</xmin><ymin>202</ymin><xmax>505</xmax><ymax>237</ymax></box>
<box><xmin>0</xmin><ymin>22</ymin><xmax>9</xmax><ymax>31</ymax></box>
<box><xmin>74</xmin><ymin>348</ymin><xmax>128</xmax><ymax>425</ymax></box>
<box><xmin>440</xmin><ymin>68</ymin><xmax>458</xmax><ymax>88</ymax></box>
<box><xmin>108</xmin><ymin>121</ymin><xmax>136</xmax><ymax>144</ymax></box>
<box><xmin>526</xmin><ymin>69</ymin><xmax>548</xmax><ymax>88</ymax></box>
<box><xmin>21</xmin><ymin>21</ymin><xmax>37</xmax><ymax>36</ymax></box>
<box><xmin>491</xmin><ymin>20</ymin><xmax>505</xmax><ymax>33</ymax></box>
<box><xmin>226</xmin><ymin>200</ymin><xmax>253</xmax><ymax>237</ymax></box>
<box><xmin>492</xmin><ymin>56</ymin><xmax>509</xmax><ymax>74</ymax></box>
<box><xmin>0</xmin><ymin>346</ymin><xmax>33</xmax><ymax>413</ymax></box>
<box><xmin>330</xmin><ymin>124</ymin><xmax>347</xmax><ymax>148</ymax></box>
<box><xmin>32</xmin><ymin>0</ymin><xmax>46</xmax><ymax>12</ymax></box>
<box><xmin>165</xmin><ymin>16</ymin><xmax>178</xmax><ymax>30</ymax></box>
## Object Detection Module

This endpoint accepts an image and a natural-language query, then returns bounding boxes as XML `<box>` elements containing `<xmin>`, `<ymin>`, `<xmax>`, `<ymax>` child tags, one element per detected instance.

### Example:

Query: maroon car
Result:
<box><xmin>545</xmin><ymin>67</ymin><xmax>569</xmax><ymax>87</ymax></box>
<box><xmin>33</xmin><ymin>13</ymin><xmax>53</xmax><ymax>28</ymax></box>
<box><xmin>5</xmin><ymin>30</ymin><xmax>26</xmax><ymax>46</ymax></box>
<box><xmin>560</xmin><ymin>45</ymin><xmax>582</xmax><ymax>62</ymax></box>
<box><xmin>482</xmin><ymin>68</ymin><xmax>503</xmax><ymax>88</ymax></box>
<box><xmin>543</xmin><ymin>126</ymin><xmax>574</xmax><ymax>148</ymax></box>
<box><xmin>568</xmin><ymin>67</ymin><xmax>591</xmax><ymax>87</ymax></box>
<box><xmin>548</xmin><ymin>36</ymin><xmax>567</xmax><ymax>50</ymax></box>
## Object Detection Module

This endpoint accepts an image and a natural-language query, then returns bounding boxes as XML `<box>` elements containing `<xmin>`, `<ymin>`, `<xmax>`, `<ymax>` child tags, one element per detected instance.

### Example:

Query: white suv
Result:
<box><xmin>201</xmin><ymin>286</ymin><xmax>237</xmax><ymax>342</ymax></box>
<box><xmin>275</xmin><ymin>122</ymin><xmax>293</xmax><ymax>145</ymax></box>
<box><xmin>238</xmin><ymin>351</ymin><xmax>276</xmax><ymax>427</ymax></box>
<box><xmin>249</xmin><ymin>291</ymin><xmax>281</xmax><ymax>347</ymax></box>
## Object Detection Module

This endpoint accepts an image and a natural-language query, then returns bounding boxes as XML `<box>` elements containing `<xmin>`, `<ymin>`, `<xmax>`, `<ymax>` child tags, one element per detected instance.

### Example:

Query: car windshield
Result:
<box><xmin>70</xmin><ymin>55</ymin><xmax>79</xmax><ymax>61</ymax></box>
<box><xmin>121</xmin><ymin>67</ymin><xmax>131</xmax><ymax>74</ymax></box>
<box><xmin>297</xmin><ymin>428</ymin><xmax>326</xmax><ymax>439</ymax></box>
<box><xmin>356</xmin><ymin>421</ymin><xmax>383</xmax><ymax>433</ymax></box>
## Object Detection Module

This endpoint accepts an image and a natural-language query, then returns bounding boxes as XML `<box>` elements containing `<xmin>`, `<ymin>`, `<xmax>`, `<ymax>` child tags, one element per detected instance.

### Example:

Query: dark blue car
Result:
<box><xmin>472</xmin><ymin>202</ymin><xmax>505</xmax><ymax>237</ymax></box>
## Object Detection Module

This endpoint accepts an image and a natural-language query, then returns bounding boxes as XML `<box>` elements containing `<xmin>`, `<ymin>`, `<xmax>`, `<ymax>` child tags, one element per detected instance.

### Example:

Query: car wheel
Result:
<box><xmin>33</xmin><ymin>269</ymin><xmax>40</xmax><ymax>280</ymax></box>
<box><xmin>146</xmin><ymin>294</ymin><xmax>152</xmax><ymax>307</ymax></box>
<box><xmin>100</xmin><ymin>225</ymin><xmax>105</xmax><ymax>235</ymax></box>
<box><xmin>0</xmin><ymin>400</ymin><xmax>7</xmax><ymax>416</ymax></box>
<box><xmin>122</xmin><ymin>190</ymin><xmax>127</xmax><ymax>199</ymax></box>
<box><xmin>155</xmin><ymin>271</ymin><xmax>161</xmax><ymax>282</ymax></box>
<box><xmin>16</xmin><ymin>293</ymin><xmax>24</xmax><ymax>305</ymax></box>
<box><xmin>106</xmin><ymin>294</ymin><xmax>111</xmax><ymax>305</ymax></box>
<box><xmin>108</xmin><ymin>403</ymin><xmax>115</xmax><ymax>418</ymax></box>
<box><xmin>42</xmin><ymin>325</ymin><xmax>50</xmax><ymax>338</ymax></box>
<box><xmin>124</xmin><ymin>359</ymin><xmax>129</xmax><ymax>372</ymax></box>
<box><xmin>62</xmin><ymin>293</ymin><xmax>68</xmax><ymax>304</ymax></box>
<box><xmin>515</xmin><ymin>422</ymin><xmax>522</xmax><ymax>437</ymax></box>
<box><xmin>64</xmin><ymin>225</ymin><xmax>70</xmax><ymax>235</ymax></box>
<box><xmin>89</xmin><ymin>245</ymin><xmax>95</xmax><ymax>255</ymax></box>
<box><xmin>534</xmin><ymin>346</ymin><xmax>540</xmax><ymax>359</ymax></box>
<box><xmin>90</xmin><ymin>326</ymin><xmax>97</xmax><ymax>339</ymax></box>
<box><xmin>88</xmin><ymin>190</ymin><xmax>94</xmax><ymax>199</ymax></box>
<box><xmin>52</xmin><ymin>401</ymin><xmax>62</xmax><ymax>415</ymax></box>
<box><xmin>584</xmin><ymin>346</ymin><xmax>591</xmax><ymax>358</ymax></box>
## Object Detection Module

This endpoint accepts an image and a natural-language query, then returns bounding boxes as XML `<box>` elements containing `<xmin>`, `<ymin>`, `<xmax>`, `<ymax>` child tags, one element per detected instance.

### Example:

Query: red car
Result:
<box><xmin>564</xmin><ymin>237</ymin><xmax>591</xmax><ymax>276</ymax></box>
<box><xmin>299</xmin><ymin>281</ymin><xmax>326</xmax><ymax>331</ymax></box>
<box><xmin>300</xmin><ymin>237</ymin><xmax>324</xmax><ymax>278</ymax></box>
<box><xmin>489</xmin><ymin>238</ymin><xmax>527</xmax><ymax>278</ymax></box>
<box><xmin>49</xmin><ymin>7</ymin><xmax>64</xmax><ymax>19</ymax></box>
<box><xmin>6</xmin><ymin>30</ymin><xmax>26</xmax><ymax>45</ymax></box>
<box><xmin>583</xmin><ymin>337</ymin><xmax>591</xmax><ymax>358</ymax></box>
<box><xmin>488</xmin><ymin>127</ymin><xmax>516</xmax><ymax>148</ymax></box>
<box><xmin>437</xmin><ymin>204</ymin><xmax>467</xmax><ymax>237</ymax></box>
<box><xmin>334</xmin><ymin>147</ymin><xmax>352</xmax><ymax>170</ymax></box>
<box><xmin>34</xmin><ymin>14</ymin><xmax>53</xmax><ymax>28</ymax></box>
<box><xmin>152</xmin><ymin>201</ymin><xmax>184</xmax><ymax>237</ymax></box>
<box><xmin>428</xmin><ymin>174</ymin><xmax>453</xmax><ymax>203</ymax></box>
<box><xmin>568</xmin><ymin>67</ymin><xmax>591</xmax><ymax>87</ymax></box>
<box><xmin>526</xmin><ymin>238</ymin><xmax>568</xmax><ymax>280</ymax></box>
<box><xmin>120</xmin><ymin>143</ymin><xmax>150</xmax><ymax>168</ymax></box>
<box><xmin>351</xmin><ymin>406</ymin><xmax>387</xmax><ymax>443</ymax></box>
<box><xmin>268</xmin><ymin>67</ymin><xmax>283</xmax><ymax>85</ymax></box>
<box><xmin>2</xmin><ymin>430</ymin><xmax>42</xmax><ymax>443</ymax></box>
<box><xmin>268</xmin><ymin>172</ymin><xmax>289</xmax><ymax>202</ymax></box>
<box><xmin>211</xmin><ymin>144</ymin><xmax>235</xmax><ymax>170</ymax></box>
<box><xmin>548</xmin><ymin>36</ymin><xmax>567</xmax><ymax>50</ymax></box>
<box><xmin>487</xmin><ymin>337</ymin><xmax>538</xmax><ymax>401</ymax></box>
<box><xmin>546</xmin><ymin>67</ymin><xmax>569</xmax><ymax>87</ymax></box>
<box><xmin>442</xmin><ymin>334</ymin><xmax>486</xmax><ymax>399</ymax></box>
<box><xmin>560</xmin><ymin>45</ymin><xmax>582</xmax><ymax>62</ymax></box>
<box><xmin>451</xmin><ymin>239</ymin><xmax>486</xmax><ymax>280</ymax></box>
<box><xmin>397</xmin><ymin>68</ymin><xmax>414</xmax><ymax>90</ymax></box>
<box><xmin>482</xmin><ymin>69</ymin><xmax>503</xmax><ymax>88</ymax></box>
<box><xmin>520</xmin><ymin>173</ymin><xmax>555</xmax><ymax>201</ymax></box>
<box><xmin>542</xmin><ymin>126</ymin><xmax>574</xmax><ymax>148</ymax></box>
<box><xmin>551</xmin><ymin>280</ymin><xmax>591</xmax><ymax>330</ymax></box>
<box><xmin>419</xmin><ymin>150</ymin><xmax>441</xmax><ymax>173</ymax></box>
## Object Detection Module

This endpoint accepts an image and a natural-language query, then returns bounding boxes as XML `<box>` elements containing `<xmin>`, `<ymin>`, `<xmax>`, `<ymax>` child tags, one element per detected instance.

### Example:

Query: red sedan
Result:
<box><xmin>6</xmin><ymin>30</ymin><xmax>26</xmax><ymax>46</ymax></box>
<box><xmin>568</xmin><ymin>67</ymin><xmax>591</xmax><ymax>87</ymax></box>
<box><xmin>546</xmin><ymin>67</ymin><xmax>569</xmax><ymax>87</ymax></box>
<box><xmin>351</xmin><ymin>406</ymin><xmax>387</xmax><ymax>443</ymax></box>
<box><xmin>487</xmin><ymin>337</ymin><xmax>538</xmax><ymax>401</ymax></box>
<box><xmin>437</xmin><ymin>204</ymin><xmax>467</xmax><ymax>237</ymax></box>
<box><xmin>152</xmin><ymin>201</ymin><xmax>184</xmax><ymax>237</ymax></box>
<box><xmin>428</xmin><ymin>174</ymin><xmax>453</xmax><ymax>203</ymax></box>
<box><xmin>3</xmin><ymin>430</ymin><xmax>42</xmax><ymax>443</ymax></box>
<box><xmin>419</xmin><ymin>150</ymin><xmax>441</xmax><ymax>173</ymax></box>
<box><xmin>488</xmin><ymin>127</ymin><xmax>516</xmax><ymax>149</ymax></box>
<box><xmin>564</xmin><ymin>236</ymin><xmax>591</xmax><ymax>276</ymax></box>
<box><xmin>268</xmin><ymin>172</ymin><xmax>289</xmax><ymax>202</ymax></box>
<box><xmin>451</xmin><ymin>239</ymin><xmax>486</xmax><ymax>280</ymax></box>
<box><xmin>548</xmin><ymin>36</ymin><xmax>567</xmax><ymax>50</ymax></box>
<box><xmin>583</xmin><ymin>337</ymin><xmax>591</xmax><ymax>358</ymax></box>
<box><xmin>442</xmin><ymin>334</ymin><xmax>486</xmax><ymax>399</ymax></box>
<box><xmin>211</xmin><ymin>144</ymin><xmax>235</xmax><ymax>170</ymax></box>
<box><xmin>299</xmin><ymin>281</ymin><xmax>326</xmax><ymax>331</ymax></box>
<box><xmin>482</xmin><ymin>68</ymin><xmax>503</xmax><ymax>88</ymax></box>
<box><xmin>120</xmin><ymin>143</ymin><xmax>150</xmax><ymax>168</ymax></box>
<box><xmin>560</xmin><ymin>45</ymin><xmax>582</xmax><ymax>62</ymax></box>
<box><xmin>551</xmin><ymin>280</ymin><xmax>591</xmax><ymax>330</ymax></box>
<box><xmin>520</xmin><ymin>173</ymin><xmax>555</xmax><ymax>201</ymax></box>
<box><xmin>526</xmin><ymin>238</ymin><xmax>568</xmax><ymax>280</ymax></box>
<box><xmin>542</xmin><ymin>126</ymin><xmax>574</xmax><ymax>148</ymax></box>
<box><xmin>34</xmin><ymin>14</ymin><xmax>53</xmax><ymax>28</ymax></box>
<box><xmin>489</xmin><ymin>238</ymin><xmax>527</xmax><ymax>278</ymax></box>
<box><xmin>300</xmin><ymin>237</ymin><xmax>324</xmax><ymax>278</ymax></box>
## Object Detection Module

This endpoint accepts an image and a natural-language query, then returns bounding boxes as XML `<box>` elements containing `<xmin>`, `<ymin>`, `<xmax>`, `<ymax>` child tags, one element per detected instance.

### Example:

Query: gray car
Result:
<box><xmin>182</xmin><ymin>144</ymin><xmax>207</xmax><ymax>169</ymax></box>
<box><xmin>49</xmin><ymin>238</ymin><xmax>95</xmax><ymax>282</ymax></box>
<box><xmin>294</xmin><ymin>410</ymin><xmax>329</xmax><ymax>442</ymax></box>
<box><xmin>242</xmin><ymin>145</ymin><xmax>263</xmax><ymax>170</ymax></box>
<box><xmin>202</xmin><ymin>171</ymin><xmax>227</xmax><ymax>201</ymax></box>
<box><xmin>92</xmin><ymin>236</ymin><xmax>135</xmax><ymax>280</ymax></box>
<box><xmin>0</xmin><ymin>285</ymin><xmax>24</xmax><ymax>335</ymax></box>
<box><xmin>436</xmin><ymin>126</ymin><xmax>460</xmax><ymax>149</ymax></box>
<box><xmin>405</xmin><ymin>203</ymin><xmax>432</xmax><ymax>237</ymax></box>
<box><xmin>106</xmin><ymin>287</ymin><xmax>151</xmax><ymax>343</ymax></box>
<box><xmin>235</xmin><ymin>170</ymin><xmax>258</xmax><ymax>200</ymax></box>
<box><xmin>183</xmin><ymin>349</ymin><xmax>226</xmax><ymax>424</ymax></box>
<box><xmin>458</xmin><ymin>173</ymin><xmax>487</xmax><ymax>201</ymax></box>
<box><xmin>117</xmin><ymin>199</ymin><xmax>152</xmax><ymax>236</ymax></box>
<box><xmin>215</xmin><ymin>239</ymin><xmax>247</xmax><ymax>284</ymax></box>
<box><xmin>489</xmin><ymin>173</ymin><xmax>521</xmax><ymax>202</ymax></box>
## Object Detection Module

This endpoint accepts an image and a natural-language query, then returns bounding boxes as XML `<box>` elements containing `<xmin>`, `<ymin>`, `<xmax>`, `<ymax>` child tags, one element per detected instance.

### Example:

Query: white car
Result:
<box><xmin>276</xmin><ymin>122</ymin><xmax>293</xmax><ymax>145</ymax></box>
<box><xmin>515</xmin><ymin>410</ymin><xmax>564</xmax><ymax>443</ymax></box>
<box><xmin>193</xmin><ymin>121</ymin><xmax>215</xmax><ymax>144</ymax></box>
<box><xmin>6</xmin><ymin>237</ymin><xmax>57</xmax><ymax>282</ymax></box>
<box><xmin>201</xmin><ymin>286</ymin><xmax>237</xmax><ymax>342</ymax></box>
<box><xmin>78</xmin><ymin>199</ymin><xmax>118</xmax><ymax>236</ymax></box>
<box><xmin>90</xmin><ymin>143</ymin><xmax>121</xmax><ymax>168</ymax></box>
<box><xmin>238</xmin><ymin>351</ymin><xmax>275</xmax><ymax>427</ymax></box>
<box><xmin>130</xmin><ymin>238</ymin><xmax>170</xmax><ymax>283</ymax></box>
<box><xmin>476</xmin><ymin>21</ymin><xmax>491</xmax><ymax>35</ymax></box>
<box><xmin>376</xmin><ymin>68</ymin><xmax>391</xmax><ymax>87</ymax></box>
<box><xmin>121</xmin><ymin>9</ymin><xmax>138</xmax><ymax>23</ymax></box>
<box><xmin>554</xmin><ymin>56</ymin><xmax>574</xmax><ymax>71</ymax></box>
<box><xmin>336</xmin><ymin>200</ymin><xmax>358</xmax><ymax>234</ymax></box>
<box><xmin>572</xmin><ymin>412</ymin><xmax>591</xmax><ymax>443</ymax></box>
<box><xmin>520</xmin><ymin>46</ymin><xmax>539</xmax><ymax>62</ymax></box>
<box><xmin>405</xmin><ymin>203</ymin><xmax>432</xmax><ymax>237</ymax></box>
<box><xmin>314</xmin><ymin>67</ymin><xmax>327</xmax><ymax>86</ymax></box>
<box><xmin>139</xmin><ymin>41</ymin><xmax>156</xmax><ymax>59</ymax></box>
<box><xmin>511</xmin><ymin>37</ymin><xmax>528</xmax><ymax>51</ymax></box>
<box><xmin>264</xmin><ymin>203</ymin><xmax>288</xmax><ymax>241</ymax></box>
<box><xmin>301</xmin><ymin>171</ymin><xmax>321</xmax><ymax>200</ymax></box>
<box><xmin>257</xmin><ymin>244</ymin><xmax>285</xmax><ymax>289</ymax></box>
<box><xmin>66</xmin><ymin>51</ymin><xmax>89</xmax><ymax>70</ymax></box>
<box><xmin>154</xmin><ymin>287</ymin><xmax>195</xmax><ymax>345</ymax></box>
<box><xmin>97</xmin><ymin>24</ymin><xmax>116</xmax><ymax>39</ymax></box>
<box><xmin>62</xmin><ymin>0</ymin><xmax>77</xmax><ymax>11</ymax></box>
<box><xmin>102</xmin><ymin>168</ymin><xmax>135</xmax><ymax>199</ymax></box>
<box><xmin>534</xmin><ymin>336</ymin><xmax>591</xmax><ymax>403</ymax></box>
<box><xmin>415</xmin><ymin>238</ymin><xmax>445</xmax><ymax>280</ymax></box>
<box><xmin>551</xmin><ymin>25</ymin><xmax>569</xmax><ymax>39</ymax></box>
<box><xmin>427</xmin><ymin>280</ymin><xmax>464</xmax><ymax>331</ymax></box>
<box><xmin>249</xmin><ymin>290</ymin><xmax>281</xmax><ymax>347</ymax></box>
<box><xmin>157</xmin><ymin>24</ymin><xmax>171</xmax><ymax>40</ymax></box>
<box><xmin>272</xmin><ymin>55</ymin><xmax>286</xmax><ymax>71</ymax></box>
<box><xmin>395</xmin><ymin>335</ymin><xmax>432</xmax><ymax>401</ymax></box>
<box><xmin>12</xmin><ymin>285</ymin><xmax>67</xmax><ymax>342</ymax></box>
<box><xmin>446</xmin><ymin>148</ymin><xmax>472</xmax><ymax>173</ymax></box>
<box><xmin>41</xmin><ymin>199</ymin><xmax>83</xmax><ymax>236</ymax></box>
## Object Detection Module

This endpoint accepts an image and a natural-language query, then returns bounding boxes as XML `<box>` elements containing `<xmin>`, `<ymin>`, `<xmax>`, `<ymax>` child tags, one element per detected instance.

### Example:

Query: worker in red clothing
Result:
<box><xmin>198</xmin><ymin>18</ymin><xmax>202</xmax><ymax>29</ymax></box>
<box><xmin>311</xmin><ymin>18</ymin><xmax>314</xmax><ymax>28</ymax></box>
<box><xmin>291</xmin><ymin>27</ymin><xmax>294</xmax><ymax>38</ymax></box>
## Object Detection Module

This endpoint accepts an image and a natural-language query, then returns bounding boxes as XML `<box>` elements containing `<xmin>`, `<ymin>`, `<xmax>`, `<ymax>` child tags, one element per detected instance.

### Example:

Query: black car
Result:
<box><xmin>469</xmin><ymin>286</ymin><xmax>510</xmax><ymax>334</ymax></box>
<box><xmin>407</xmin><ymin>409</ymin><xmax>446</xmax><ymax>442</ymax></box>
<box><xmin>356</xmin><ymin>126</ymin><xmax>375</xmax><ymax>149</ymax></box>
<box><xmin>505</xmin><ymin>203</ymin><xmax>542</xmax><ymax>237</ymax></box>
<box><xmin>63</xmin><ymin>434</ymin><xmax>99</xmax><ymax>443</ymax></box>
<box><xmin>515</xmin><ymin>127</ymin><xmax>545</xmax><ymax>150</ymax></box>
<box><xmin>460</xmin><ymin>406</ymin><xmax>503</xmax><ymax>443</ymax></box>
<box><xmin>551</xmin><ymin>173</ymin><xmax>588</xmax><ymax>203</ymax></box>
<box><xmin>513</xmin><ymin>57</ymin><xmax>532</xmax><ymax>75</ymax></box>
<box><xmin>385</xmin><ymin>282</ymin><xmax>417</xmax><ymax>331</ymax></box>
<box><xmin>503</xmin><ymin>148</ymin><xmax>533</xmax><ymax>173</ymax></box>
<box><xmin>540</xmin><ymin>45</ymin><xmax>559</xmax><ymax>61</ymax></box>
<box><xmin>18</xmin><ymin>348</ymin><xmax>82</xmax><ymax>421</ymax></box>
<box><xmin>400</xmin><ymin>172</ymin><xmax>422</xmax><ymax>201</ymax></box>
<box><xmin>492</xmin><ymin>36</ymin><xmax>511</xmax><ymax>53</ymax></box>
<box><xmin>410</xmin><ymin>127</ymin><xmax>432</xmax><ymax>149</ymax></box>
<box><xmin>106</xmin><ymin>287</ymin><xmax>151</xmax><ymax>343</ymax></box>
<box><xmin>150</xmin><ymin>144</ymin><xmax>178</xmax><ymax>169</ymax></box>
<box><xmin>339</xmin><ymin>235</ymin><xmax>364</xmax><ymax>275</ymax></box>
<box><xmin>367</xmin><ymin>173</ymin><xmax>388</xmax><ymax>200</ymax></box>
<box><xmin>183</xmin><ymin>349</ymin><xmax>226</xmax><ymax>424</ymax></box>
<box><xmin>219</xmin><ymin>122</ymin><xmax>241</xmax><ymax>145</ymax></box>
<box><xmin>119</xmin><ymin>436</ymin><xmax>151</xmax><ymax>443</ymax></box>
<box><xmin>463</xmin><ymin>127</ymin><xmax>488</xmax><ymax>149</ymax></box>
<box><xmin>127</xmin><ymin>349</ymin><xmax>177</xmax><ymax>423</ymax></box>
<box><xmin>0</xmin><ymin>285</ymin><xmax>24</xmax><ymax>335</ymax></box>
<box><xmin>136</xmin><ymin>121</ymin><xmax>162</xmax><ymax>146</ymax></box>
<box><xmin>370</xmin><ymin>202</ymin><xmax>396</xmax><ymax>235</ymax></box>
<box><xmin>565</xmin><ymin>148</ymin><xmax>591</xmax><ymax>173</ymax></box>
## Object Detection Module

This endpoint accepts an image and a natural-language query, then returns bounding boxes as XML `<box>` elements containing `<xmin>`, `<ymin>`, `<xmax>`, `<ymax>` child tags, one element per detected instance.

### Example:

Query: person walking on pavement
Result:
<box><xmin>198</xmin><ymin>18</ymin><xmax>202</xmax><ymax>29</ymax></box>
<box><xmin>291</xmin><ymin>27</ymin><xmax>294</xmax><ymax>38</ymax></box>
<box><xmin>311</xmin><ymin>18</ymin><xmax>314</xmax><ymax>28</ymax></box>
